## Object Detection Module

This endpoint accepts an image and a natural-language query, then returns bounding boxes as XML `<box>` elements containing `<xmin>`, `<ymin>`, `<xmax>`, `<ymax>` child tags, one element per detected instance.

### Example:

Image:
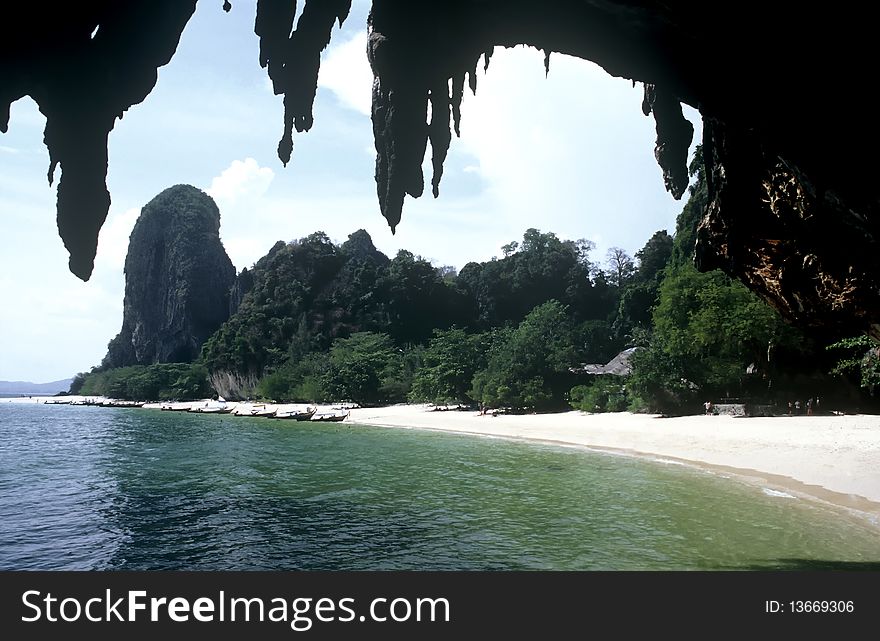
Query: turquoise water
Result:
<box><xmin>1</xmin><ymin>403</ymin><xmax>879</xmax><ymax>570</ymax></box>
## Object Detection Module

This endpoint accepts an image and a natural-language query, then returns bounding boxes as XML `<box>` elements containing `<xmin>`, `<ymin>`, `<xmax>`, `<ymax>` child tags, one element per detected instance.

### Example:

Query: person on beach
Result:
<box><xmin>787</xmin><ymin>400</ymin><xmax>793</xmax><ymax>416</ymax></box>
<box><xmin>704</xmin><ymin>401</ymin><xmax>713</xmax><ymax>415</ymax></box>
<box><xmin>806</xmin><ymin>397</ymin><xmax>813</xmax><ymax>416</ymax></box>
<box><xmin>794</xmin><ymin>400</ymin><xmax>801</xmax><ymax>415</ymax></box>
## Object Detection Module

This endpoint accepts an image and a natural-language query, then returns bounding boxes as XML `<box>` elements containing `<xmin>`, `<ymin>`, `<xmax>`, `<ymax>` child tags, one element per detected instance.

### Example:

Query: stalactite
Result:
<box><xmin>2</xmin><ymin>1</ymin><xmax>197</xmax><ymax>280</ymax></box>
<box><xmin>255</xmin><ymin>0</ymin><xmax>352</xmax><ymax>165</ymax></box>
<box><xmin>642</xmin><ymin>83</ymin><xmax>694</xmax><ymax>199</ymax></box>
<box><xmin>3</xmin><ymin>0</ymin><xmax>879</xmax><ymax>339</ymax></box>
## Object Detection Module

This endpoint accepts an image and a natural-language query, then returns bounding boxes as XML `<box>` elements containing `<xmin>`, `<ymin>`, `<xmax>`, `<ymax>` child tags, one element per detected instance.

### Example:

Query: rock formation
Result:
<box><xmin>103</xmin><ymin>185</ymin><xmax>235</xmax><ymax>368</ymax></box>
<box><xmin>2</xmin><ymin>1</ymin><xmax>878</xmax><ymax>341</ymax></box>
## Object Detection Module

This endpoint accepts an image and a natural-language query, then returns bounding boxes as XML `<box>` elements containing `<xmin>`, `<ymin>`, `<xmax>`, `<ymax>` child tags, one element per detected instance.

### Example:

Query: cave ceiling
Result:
<box><xmin>1</xmin><ymin>1</ymin><xmax>877</xmax><ymax>339</ymax></box>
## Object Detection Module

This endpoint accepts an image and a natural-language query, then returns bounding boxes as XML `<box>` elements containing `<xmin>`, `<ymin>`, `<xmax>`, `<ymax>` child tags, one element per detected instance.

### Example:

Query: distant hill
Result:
<box><xmin>0</xmin><ymin>379</ymin><xmax>73</xmax><ymax>395</ymax></box>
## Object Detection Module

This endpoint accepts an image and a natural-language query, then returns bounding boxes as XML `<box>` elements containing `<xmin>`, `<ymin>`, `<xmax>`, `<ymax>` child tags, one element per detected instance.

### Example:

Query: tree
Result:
<box><xmin>436</xmin><ymin>265</ymin><xmax>458</xmax><ymax>281</ymax></box>
<box><xmin>75</xmin><ymin>363</ymin><xmax>211</xmax><ymax>400</ymax></box>
<box><xmin>569</xmin><ymin>377</ymin><xmax>629</xmax><ymax>413</ymax></box>
<box><xmin>609</xmin><ymin>232</ymin><xmax>673</xmax><ymax>344</ymax></box>
<box><xmin>634</xmin><ymin>230</ymin><xmax>673</xmax><ymax>284</ymax></box>
<box><xmin>574</xmin><ymin>319</ymin><xmax>617</xmax><ymax>364</ymax></box>
<box><xmin>322</xmin><ymin>332</ymin><xmax>402</xmax><ymax>405</ymax></box>
<box><xmin>257</xmin><ymin>353</ymin><xmax>330</xmax><ymax>402</ymax></box>
<box><xmin>68</xmin><ymin>372</ymin><xmax>88</xmax><ymax>395</ymax></box>
<box><xmin>409</xmin><ymin>328</ymin><xmax>492</xmax><ymax>404</ymax></box>
<box><xmin>827</xmin><ymin>336</ymin><xmax>880</xmax><ymax>394</ymax></box>
<box><xmin>605</xmin><ymin>247</ymin><xmax>635</xmax><ymax>288</ymax></box>
<box><xmin>200</xmin><ymin>231</ymin><xmax>345</xmax><ymax>378</ymax></box>
<box><xmin>471</xmin><ymin>301</ymin><xmax>577</xmax><ymax>410</ymax></box>
<box><xmin>629</xmin><ymin>264</ymin><xmax>798</xmax><ymax>411</ymax></box>
<box><xmin>378</xmin><ymin>249</ymin><xmax>466</xmax><ymax>345</ymax></box>
<box><xmin>457</xmin><ymin>229</ymin><xmax>600</xmax><ymax>327</ymax></box>
<box><xmin>566</xmin><ymin>238</ymin><xmax>597</xmax><ymax>273</ymax></box>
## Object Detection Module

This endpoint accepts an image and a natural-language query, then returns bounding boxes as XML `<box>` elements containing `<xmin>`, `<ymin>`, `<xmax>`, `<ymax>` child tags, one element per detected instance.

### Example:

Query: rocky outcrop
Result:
<box><xmin>103</xmin><ymin>185</ymin><xmax>235</xmax><ymax>367</ymax></box>
<box><xmin>3</xmin><ymin>2</ymin><xmax>879</xmax><ymax>341</ymax></box>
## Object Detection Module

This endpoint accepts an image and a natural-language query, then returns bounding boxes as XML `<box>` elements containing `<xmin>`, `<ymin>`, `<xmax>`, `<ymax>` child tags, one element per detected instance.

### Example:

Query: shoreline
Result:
<box><xmin>346</xmin><ymin>404</ymin><xmax>880</xmax><ymax>522</ymax></box>
<box><xmin>6</xmin><ymin>396</ymin><xmax>880</xmax><ymax>522</ymax></box>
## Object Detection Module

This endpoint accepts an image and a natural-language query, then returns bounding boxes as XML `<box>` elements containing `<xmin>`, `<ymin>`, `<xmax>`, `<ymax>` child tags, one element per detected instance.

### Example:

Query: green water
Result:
<box><xmin>1</xmin><ymin>403</ymin><xmax>878</xmax><ymax>569</ymax></box>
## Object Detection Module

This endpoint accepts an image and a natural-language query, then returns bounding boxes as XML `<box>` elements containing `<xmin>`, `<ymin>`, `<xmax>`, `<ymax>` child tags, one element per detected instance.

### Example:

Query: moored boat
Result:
<box><xmin>231</xmin><ymin>403</ymin><xmax>277</xmax><ymax>417</ymax></box>
<box><xmin>161</xmin><ymin>402</ymin><xmax>193</xmax><ymax>411</ymax></box>
<box><xmin>310</xmin><ymin>410</ymin><xmax>349</xmax><ymax>422</ymax></box>
<box><xmin>190</xmin><ymin>402</ymin><xmax>232</xmax><ymax>414</ymax></box>
<box><xmin>273</xmin><ymin>405</ymin><xmax>316</xmax><ymax>420</ymax></box>
<box><xmin>106</xmin><ymin>400</ymin><xmax>145</xmax><ymax>408</ymax></box>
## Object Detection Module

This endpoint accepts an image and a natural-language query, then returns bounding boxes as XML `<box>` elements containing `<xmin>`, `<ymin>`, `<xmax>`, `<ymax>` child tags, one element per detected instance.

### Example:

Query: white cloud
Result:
<box><xmin>95</xmin><ymin>207</ymin><xmax>140</xmax><ymax>271</ymax></box>
<box><xmin>318</xmin><ymin>30</ymin><xmax>372</xmax><ymax>116</ymax></box>
<box><xmin>222</xmin><ymin>236</ymin><xmax>269</xmax><ymax>271</ymax></box>
<box><xmin>0</xmin><ymin>145</ymin><xmax>18</xmax><ymax>154</ymax></box>
<box><xmin>206</xmin><ymin>158</ymin><xmax>281</xmax><ymax>270</ymax></box>
<box><xmin>446</xmin><ymin>45</ymin><xmax>701</xmax><ymax>260</ymax></box>
<box><xmin>207</xmin><ymin>157</ymin><xmax>275</xmax><ymax>209</ymax></box>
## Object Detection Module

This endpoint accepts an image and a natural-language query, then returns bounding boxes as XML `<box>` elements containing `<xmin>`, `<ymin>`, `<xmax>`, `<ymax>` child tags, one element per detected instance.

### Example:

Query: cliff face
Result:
<box><xmin>4</xmin><ymin>2</ymin><xmax>879</xmax><ymax>341</ymax></box>
<box><xmin>103</xmin><ymin>185</ymin><xmax>235</xmax><ymax>368</ymax></box>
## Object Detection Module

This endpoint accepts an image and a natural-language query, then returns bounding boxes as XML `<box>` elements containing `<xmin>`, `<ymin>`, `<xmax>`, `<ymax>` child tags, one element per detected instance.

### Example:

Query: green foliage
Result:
<box><xmin>257</xmin><ymin>353</ymin><xmax>330</xmax><ymax>402</ymax></box>
<box><xmin>68</xmin><ymin>372</ymin><xmax>88</xmax><ymax>395</ymax></box>
<box><xmin>471</xmin><ymin>301</ymin><xmax>577</xmax><ymax>410</ymax></box>
<box><xmin>827</xmin><ymin>336</ymin><xmax>880</xmax><ymax>392</ymax></box>
<box><xmin>378</xmin><ymin>250</ymin><xmax>467</xmax><ymax>345</ymax></box>
<box><xmin>456</xmin><ymin>228</ymin><xmax>604</xmax><ymax>328</ymax></box>
<box><xmin>76</xmin><ymin>363</ymin><xmax>212</xmax><ymax>400</ymax></box>
<box><xmin>569</xmin><ymin>377</ymin><xmax>629</xmax><ymax>413</ymax></box>
<box><xmin>614</xmin><ymin>282</ymin><xmax>659</xmax><ymax>340</ymax></box>
<box><xmin>201</xmin><ymin>230</ymin><xmax>468</xmax><ymax>383</ymax></box>
<box><xmin>612</xmin><ymin>230</ymin><xmax>675</xmax><ymax>343</ymax></box>
<box><xmin>409</xmin><ymin>328</ymin><xmax>493</xmax><ymax>404</ymax></box>
<box><xmin>573</xmin><ymin>319</ymin><xmax>617</xmax><ymax>365</ymax></box>
<box><xmin>196</xmin><ymin>227</ymin><xmax>623</xmax><ymax>409</ymax></box>
<box><xmin>322</xmin><ymin>332</ymin><xmax>404</xmax><ymax>405</ymax></box>
<box><xmin>670</xmin><ymin>144</ymin><xmax>707</xmax><ymax>269</ymax></box>
<box><xmin>381</xmin><ymin>344</ymin><xmax>425</xmax><ymax>402</ymax></box>
<box><xmin>628</xmin><ymin>260</ymin><xmax>805</xmax><ymax>411</ymax></box>
<box><xmin>644</xmin><ymin>266</ymin><xmax>775</xmax><ymax>393</ymax></box>
<box><xmin>201</xmin><ymin>231</ymin><xmax>345</xmax><ymax>375</ymax></box>
<box><xmin>626</xmin><ymin>341</ymin><xmax>694</xmax><ymax>412</ymax></box>
<box><xmin>635</xmin><ymin>230</ymin><xmax>673</xmax><ymax>284</ymax></box>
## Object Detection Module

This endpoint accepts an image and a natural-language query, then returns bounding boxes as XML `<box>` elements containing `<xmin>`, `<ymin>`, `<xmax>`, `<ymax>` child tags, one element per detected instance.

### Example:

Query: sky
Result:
<box><xmin>0</xmin><ymin>0</ymin><xmax>700</xmax><ymax>383</ymax></box>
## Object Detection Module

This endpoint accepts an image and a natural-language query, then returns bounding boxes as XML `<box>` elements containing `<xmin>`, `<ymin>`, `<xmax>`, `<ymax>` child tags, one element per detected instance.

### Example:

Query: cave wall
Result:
<box><xmin>1</xmin><ymin>0</ymin><xmax>878</xmax><ymax>340</ymax></box>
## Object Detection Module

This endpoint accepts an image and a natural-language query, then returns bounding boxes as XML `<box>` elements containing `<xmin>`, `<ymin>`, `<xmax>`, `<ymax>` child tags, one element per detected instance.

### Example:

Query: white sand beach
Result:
<box><xmin>347</xmin><ymin>405</ymin><xmax>880</xmax><ymax>516</ymax></box>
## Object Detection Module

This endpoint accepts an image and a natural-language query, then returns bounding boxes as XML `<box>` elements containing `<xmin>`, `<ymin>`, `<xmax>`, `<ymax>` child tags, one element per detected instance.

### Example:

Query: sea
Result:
<box><xmin>1</xmin><ymin>402</ymin><xmax>879</xmax><ymax>570</ymax></box>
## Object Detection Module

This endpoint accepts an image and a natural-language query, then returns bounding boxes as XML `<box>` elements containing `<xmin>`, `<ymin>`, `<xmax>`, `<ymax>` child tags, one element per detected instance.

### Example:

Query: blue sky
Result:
<box><xmin>0</xmin><ymin>0</ymin><xmax>700</xmax><ymax>383</ymax></box>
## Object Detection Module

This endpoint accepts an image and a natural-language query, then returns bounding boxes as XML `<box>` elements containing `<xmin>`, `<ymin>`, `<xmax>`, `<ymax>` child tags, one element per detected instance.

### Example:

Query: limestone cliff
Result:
<box><xmin>103</xmin><ymin>185</ymin><xmax>235</xmax><ymax>367</ymax></box>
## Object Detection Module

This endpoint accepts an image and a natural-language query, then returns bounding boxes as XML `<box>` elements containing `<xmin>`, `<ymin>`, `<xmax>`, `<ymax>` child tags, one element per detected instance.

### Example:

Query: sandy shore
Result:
<box><xmin>347</xmin><ymin>405</ymin><xmax>880</xmax><ymax>516</ymax></box>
